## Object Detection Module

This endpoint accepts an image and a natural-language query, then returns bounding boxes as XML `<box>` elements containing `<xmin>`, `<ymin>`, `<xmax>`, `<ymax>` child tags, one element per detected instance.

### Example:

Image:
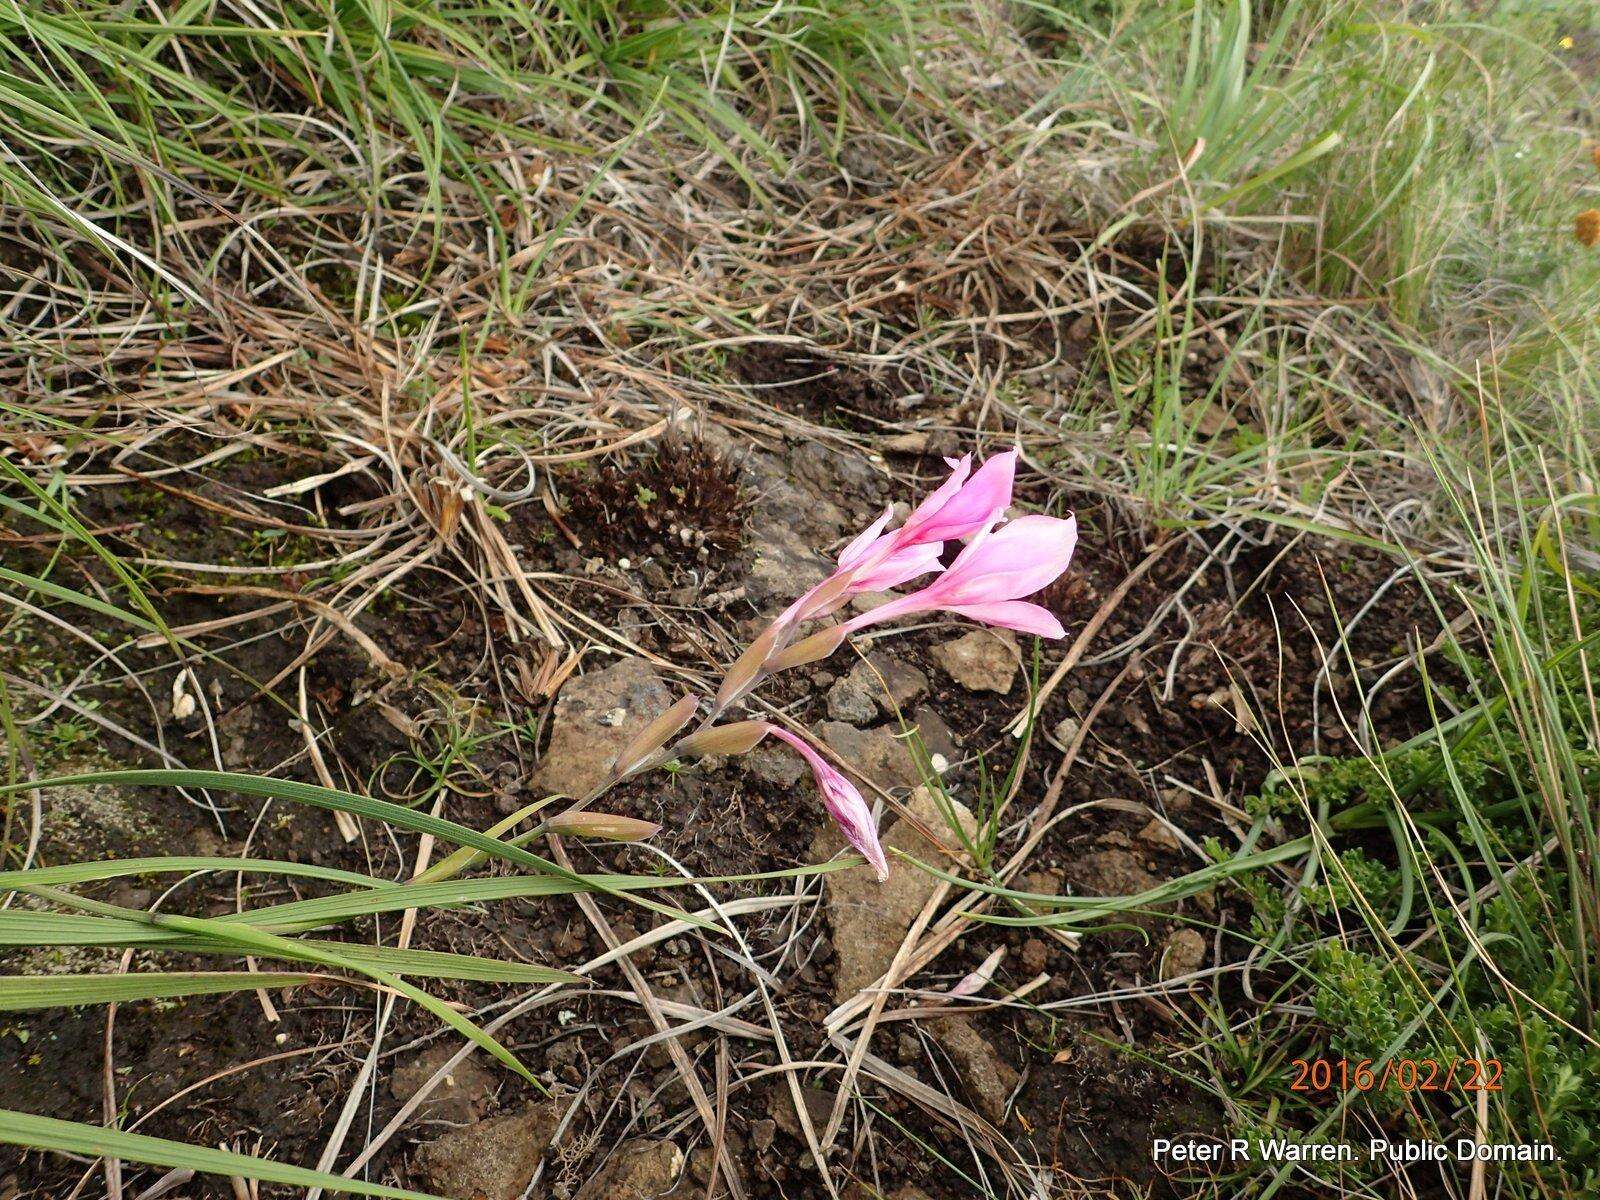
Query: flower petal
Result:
<box><xmin>767</xmin><ymin>725</ymin><xmax>889</xmax><ymax>881</ymax></box>
<box><xmin>837</xmin><ymin>507</ymin><xmax>895</xmax><ymax>570</ymax></box>
<box><xmin>905</xmin><ymin>449</ymin><xmax>1016</xmax><ymax>544</ymax></box>
<box><xmin>941</xmin><ymin>514</ymin><xmax>1077</xmax><ymax>604</ymax></box>
<box><xmin>943</xmin><ymin>600</ymin><xmax>1066</xmax><ymax>638</ymax></box>
<box><xmin>849</xmin><ymin>541</ymin><xmax>944</xmax><ymax>593</ymax></box>
<box><xmin>902</xmin><ymin>455</ymin><xmax>972</xmax><ymax>536</ymax></box>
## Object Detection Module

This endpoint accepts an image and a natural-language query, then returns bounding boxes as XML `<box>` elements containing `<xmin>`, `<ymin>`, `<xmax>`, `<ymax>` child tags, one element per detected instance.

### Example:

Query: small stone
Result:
<box><xmin>574</xmin><ymin>1139</ymin><xmax>684</xmax><ymax>1200</ymax></box>
<box><xmin>826</xmin><ymin>673</ymin><xmax>878</xmax><ymax>724</ymax></box>
<box><xmin>769</xmin><ymin>1085</ymin><xmax>836</xmax><ymax>1141</ymax></box>
<box><xmin>1020</xmin><ymin>938</ymin><xmax>1048</xmax><ymax>975</ymax></box>
<box><xmin>1016</xmin><ymin>869</ymin><xmax>1064</xmax><ymax>898</ymax></box>
<box><xmin>750</xmin><ymin>1118</ymin><xmax>776</xmax><ymax>1152</ymax></box>
<box><xmin>745</xmin><ymin>743</ymin><xmax>806</xmax><ymax>788</ymax></box>
<box><xmin>929</xmin><ymin>1017</ymin><xmax>1019</xmax><ymax>1124</ymax></box>
<box><xmin>825</xmin><ymin>653</ymin><xmax>929</xmax><ymax>725</ymax></box>
<box><xmin>412</xmin><ymin>1104</ymin><xmax>560</xmax><ymax>1200</ymax></box>
<box><xmin>910</xmin><ymin>706</ymin><xmax>959</xmax><ymax>762</ymax></box>
<box><xmin>817</xmin><ymin>721</ymin><xmax>925</xmax><ymax>792</ymax></box>
<box><xmin>1137</xmin><ymin>817</ymin><xmax>1181</xmax><ymax>853</ymax></box>
<box><xmin>390</xmin><ymin>1043</ymin><xmax>497</xmax><ymax>1123</ymax></box>
<box><xmin>1065</xmin><ymin>849</ymin><xmax>1162</xmax><ymax>919</ymax></box>
<box><xmin>931</xmin><ymin>629</ymin><xmax>1019</xmax><ymax>694</ymax></box>
<box><xmin>1051</xmin><ymin>715</ymin><xmax>1081</xmax><ymax>746</ymax></box>
<box><xmin>1162</xmin><ymin>928</ymin><xmax>1207</xmax><ymax>979</ymax></box>
<box><xmin>530</xmin><ymin>658</ymin><xmax>673</xmax><ymax>796</ymax></box>
<box><xmin>1162</xmin><ymin>786</ymin><xmax>1193</xmax><ymax>815</ymax></box>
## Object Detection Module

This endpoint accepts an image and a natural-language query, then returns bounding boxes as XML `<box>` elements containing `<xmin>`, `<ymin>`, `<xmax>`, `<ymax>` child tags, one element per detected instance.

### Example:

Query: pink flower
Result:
<box><xmin>786</xmin><ymin>450</ymin><xmax>1018</xmax><ymax>624</ymax></box>
<box><xmin>896</xmin><ymin>450</ymin><xmax>1018</xmax><ymax>547</ymax></box>
<box><xmin>765</xmin><ymin>725</ymin><xmax>889</xmax><ymax>881</ymax></box>
<box><xmin>841</xmin><ymin>513</ymin><xmax>1077</xmax><ymax>638</ymax></box>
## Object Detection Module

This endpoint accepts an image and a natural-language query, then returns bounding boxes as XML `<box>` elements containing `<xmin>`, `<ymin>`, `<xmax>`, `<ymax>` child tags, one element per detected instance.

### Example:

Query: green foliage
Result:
<box><xmin>1306</xmin><ymin>944</ymin><xmax>1409</xmax><ymax>1061</ymax></box>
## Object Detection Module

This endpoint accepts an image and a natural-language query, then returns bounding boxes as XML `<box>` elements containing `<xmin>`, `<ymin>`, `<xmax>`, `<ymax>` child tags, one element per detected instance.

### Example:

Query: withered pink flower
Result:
<box><xmin>841</xmin><ymin>513</ymin><xmax>1077</xmax><ymax>639</ymax></box>
<box><xmin>948</xmin><ymin>946</ymin><xmax>1007</xmax><ymax>998</ymax></box>
<box><xmin>785</xmin><ymin>450</ymin><xmax>1018</xmax><ymax>625</ymax></box>
<box><xmin>765</xmin><ymin>724</ymin><xmax>889</xmax><ymax>881</ymax></box>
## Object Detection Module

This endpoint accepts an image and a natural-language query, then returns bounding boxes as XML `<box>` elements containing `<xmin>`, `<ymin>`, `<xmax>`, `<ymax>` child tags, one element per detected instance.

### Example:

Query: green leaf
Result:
<box><xmin>3</xmin><ymin>769</ymin><xmax>708</xmax><ymax>930</ymax></box>
<box><xmin>0</xmin><ymin>971</ymin><xmax>318</xmax><ymax>1010</ymax></box>
<box><xmin>0</xmin><ymin>1109</ymin><xmax>441</xmax><ymax>1198</ymax></box>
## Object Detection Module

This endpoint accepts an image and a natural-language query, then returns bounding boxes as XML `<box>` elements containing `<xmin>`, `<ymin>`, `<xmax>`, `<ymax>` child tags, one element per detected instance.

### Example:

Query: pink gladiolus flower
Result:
<box><xmin>896</xmin><ymin>450</ymin><xmax>1017</xmax><ymax>547</ymax></box>
<box><xmin>765</xmin><ymin>725</ymin><xmax>889</xmax><ymax>881</ymax></box>
<box><xmin>841</xmin><ymin>512</ymin><xmax>1077</xmax><ymax>639</ymax></box>
<box><xmin>785</xmin><ymin>450</ymin><xmax>1018</xmax><ymax>624</ymax></box>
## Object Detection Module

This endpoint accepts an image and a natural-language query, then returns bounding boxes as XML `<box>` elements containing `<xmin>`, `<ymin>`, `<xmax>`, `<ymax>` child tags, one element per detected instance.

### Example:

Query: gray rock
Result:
<box><xmin>825</xmin><ymin>672</ymin><xmax>879</xmax><ymax>724</ymax></box>
<box><xmin>747</xmin><ymin>526</ymin><xmax>833</xmax><ymax>610</ymax></box>
<box><xmin>1051</xmin><ymin>715</ymin><xmax>1081</xmax><ymax>746</ymax></box>
<box><xmin>729</xmin><ymin>443</ymin><xmax>850</xmax><ymax>610</ymax></box>
<box><xmin>828</xmin><ymin>653</ymin><xmax>929</xmax><ymax>724</ymax></box>
<box><xmin>1162</xmin><ymin>928</ymin><xmax>1207</xmax><ymax>980</ymax></box>
<box><xmin>531</xmin><ymin>658</ymin><xmax>674</xmax><ymax>797</ymax></box>
<box><xmin>790</xmin><ymin>439</ymin><xmax>882</xmax><ymax>505</ymax></box>
<box><xmin>931</xmin><ymin>629</ymin><xmax>1020</xmax><ymax>694</ymax></box>
<box><xmin>412</xmin><ymin>1104</ymin><xmax>560</xmax><ymax>1200</ymax></box>
<box><xmin>574</xmin><ymin>1139</ymin><xmax>684</xmax><ymax>1200</ymax></box>
<box><xmin>909</xmin><ymin>705</ymin><xmax>959</xmax><ymax>763</ymax></box>
<box><xmin>818</xmin><ymin>787</ymin><xmax>978</xmax><ymax>1002</ymax></box>
<box><xmin>744</xmin><ymin>743</ymin><xmax>806</xmax><ymax>788</ymax></box>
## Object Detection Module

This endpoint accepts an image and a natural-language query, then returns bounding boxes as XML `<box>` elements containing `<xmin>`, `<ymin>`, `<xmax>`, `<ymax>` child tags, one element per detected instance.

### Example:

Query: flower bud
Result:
<box><xmin>766</xmin><ymin>624</ymin><xmax>847</xmax><ymax>671</ymax></box>
<box><xmin>673</xmin><ymin>720</ymin><xmax>770</xmax><ymax>759</ymax></box>
<box><xmin>544</xmin><ymin>811</ymin><xmax>662</xmax><ymax>842</ymax></box>
<box><xmin>611</xmin><ymin>694</ymin><xmax>699</xmax><ymax>778</ymax></box>
<box><xmin>714</xmin><ymin>623</ymin><xmax>779</xmax><ymax>711</ymax></box>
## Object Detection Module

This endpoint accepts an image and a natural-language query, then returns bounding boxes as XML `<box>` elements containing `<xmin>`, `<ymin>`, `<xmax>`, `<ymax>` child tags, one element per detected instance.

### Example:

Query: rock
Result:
<box><xmin>910</xmin><ymin>706</ymin><xmax>959</xmax><ymax>763</ymax></box>
<box><xmin>1136</xmin><ymin>817</ymin><xmax>1181</xmax><ymax>853</ymax></box>
<box><xmin>826</xmin><ymin>653</ymin><xmax>928</xmax><ymax>724</ymax></box>
<box><xmin>744</xmin><ymin>743</ymin><xmax>806</xmax><ymax>788</ymax></box>
<box><xmin>668</xmin><ymin>1143</ymin><xmax>745</xmax><ymax>1197</ymax></box>
<box><xmin>790</xmin><ymin>440</ymin><xmax>882</xmax><ymax>504</ymax></box>
<box><xmin>1065</xmin><ymin>848</ymin><xmax>1161</xmax><ymax>900</ymax></box>
<box><xmin>747</xmin><ymin>526</ymin><xmax>833</xmax><ymax>611</ymax></box>
<box><xmin>412</xmin><ymin>1104</ymin><xmax>560</xmax><ymax>1200</ymax></box>
<box><xmin>726</xmin><ymin>442</ymin><xmax>850</xmax><ymax>610</ymax></box>
<box><xmin>1015</xmin><ymin>868</ymin><xmax>1064</xmax><ymax>898</ymax></box>
<box><xmin>931</xmin><ymin>629</ymin><xmax>1019</xmax><ymax>694</ymax></box>
<box><xmin>818</xmin><ymin>787</ymin><xmax>978</xmax><ymax>1002</ymax></box>
<box><xmin>848</xmin><ymin>591</ymin><xmax>898</xmax><ymax>617</ymax></box>
<box><xmin>930</xmin><ymin>1017</ymin><xmax>1019</xmax><ymax>1125</ymax></box>
<box><xmin>1020</xmin><ymin>938</ymin><xmax>1048</xmax><ymax>976</ymax></box>
<box><xmin>825</xmin><ymin>673</ymin><xmax>878</xmax><ymax>724</ymax></box>
<box><xmin>769</xmin><ymin>1084</ymin><xmax>836</xmax><ymax>1140</ymax></box>
<box><xmin>531</xmin><ymin>658</ymin><xmax>674</xmax><ymax>796</ymax></box>
<box><xmin>1162</xmin><ymin>928</ymin><xmax>1207</xmax><ymax>980</ymax></box>
<box><xmin>816</xmin><ymin>721</ymin><xmax>923</xmax><ymax>792</ymax></box>
<box><xmin>574</xmin><ymin>1139</ymin><xmax>684</xmax><ymax>1200</ymax></box>
<box><xmin>390</xmin><ymin>1043</ymin><xmax>497</xmax><ymax>1123</ymax></box>
<box><xmin>1051</xmin><ymin>715</ymin><xmax>1081</xmax><ymax>746</ymax></box>
<box><xmin>750</xmin><ymin>1118</ymin><xmax>776</xmax><ymax>1151</ymax></box>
